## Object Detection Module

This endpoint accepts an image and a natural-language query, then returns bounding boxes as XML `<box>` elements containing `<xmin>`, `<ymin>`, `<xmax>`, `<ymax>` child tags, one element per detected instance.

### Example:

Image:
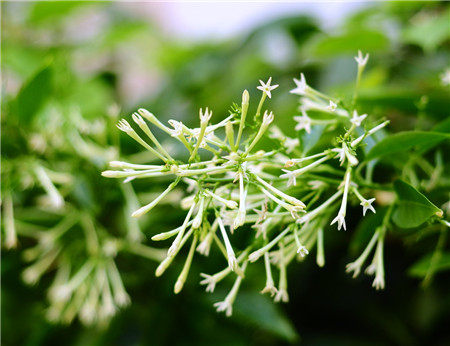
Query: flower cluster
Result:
<box><xmin>103</xmin><ymin>52</ymin><xmax>391</xmax><ymax>316</ymax></box>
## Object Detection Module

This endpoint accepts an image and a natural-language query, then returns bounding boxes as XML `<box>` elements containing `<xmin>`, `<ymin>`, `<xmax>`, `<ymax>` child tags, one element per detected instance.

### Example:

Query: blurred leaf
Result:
<box><xmin>234</xmin><ymin>291</ymin><xmax>299</xmax><ymax>343</ymax></box>
<box><xmin>16</xmin><ymin>65</ymin><xmax>53</xmax><ymax>124</ymax></box>
<box><xmin>431</xmin><ymin>116</ymin><xmax>450</xmax><ymax>134</ymax></box>
<box><xmin>307</xmin><ymin>30</ymin><xmax>389</xmax><ymax>57</ymax></box>
<box><xmin>29</xmin><ymin>1</ymin><xmax>88</xmax><ymax>24</ymax></box>
<box><xmin>402</xmin><ymin>8</ymin><xmax>450</xmax><ymax>52</ymax></box>
<box><xmin>392</xmin><ymin>179</ymin><xmax>442</xmax><ymax>229</ymax></box>
<box><xmin>366</xmin><ymin>131</ymin><xmax>450</xmax><ymax>160</ymax></box>
<box><xmin>408</xmin><ymin>252</ymin><xmax>450</xmax><ymax>278</ymax></box>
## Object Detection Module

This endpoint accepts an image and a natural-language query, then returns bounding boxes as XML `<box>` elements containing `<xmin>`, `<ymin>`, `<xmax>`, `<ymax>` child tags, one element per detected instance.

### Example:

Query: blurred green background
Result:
<box><xmin>2</xmin><ymin>1</ymin><xmax>450</xmax><ymax>345</ymax></box>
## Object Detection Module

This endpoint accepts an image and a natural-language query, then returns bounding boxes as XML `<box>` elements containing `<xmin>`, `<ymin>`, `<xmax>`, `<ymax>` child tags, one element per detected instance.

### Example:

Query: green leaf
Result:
<box><xmin>408</xmin><ymin>252</ymin><xmax>450</xmax><ymax>278</ymax></box>
<box><xmin>402</xmin><ymin>7</ymin><xmax>450</xmax><ymax>52</ymax></box>
<box><xmin>307</xmin><ymin>30</ymin><xmax>389</xmax><ymax>57</ymax></box>
<box><xmin>366</xmin><ymin>131</ymin><xmax>450</xmax><ymax>160</ymax></box>
<box><xmin>16</xmin><ymin>65</ymin><xmax>53</xmax><ymax>124</ymax></box>
<box><xmin>233</xmin><ymin>291</ymin><xmax>299</xmax><ymax>343</ymax></box>
<box><xmin>393</xmin><ymin>180</ymin><xmax>442</xmax><ymax>228</ymax></box>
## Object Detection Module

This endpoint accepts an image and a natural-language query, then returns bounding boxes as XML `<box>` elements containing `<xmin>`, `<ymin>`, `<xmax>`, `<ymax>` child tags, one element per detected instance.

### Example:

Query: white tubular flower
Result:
<box><xmin>373</xmin><ymin>274</ymin><xmax>385</xmax><ymax>290</ymax></box>
<box><xmin>355</xmin><ymin>50</ymin><xmax>369</xmax><ymax>68</ymax></box>
<box><xmin>274</xmin><ymin>243</ymin><xmax>289</xmax><ymax>303</ymax></box>
<box><xmin>200</xmin><ymin>273</ymin><xmax>218</xmax><ymax>293</ymax></box>
<box><xmin>290</xmin><ymin>73</ymin><xmax>308</xmax><ymax>95</ymax></box>
<box><xmin>260</xmin><ymin>252</ymin><xmax>277</xmax><ymax>297</ymax></box>
<box><xmin>293</xmin><ymin>111</ymin><xmax>311</xmax><ymax>133</ymax></box>
<box><xmin>168</xmin><ymin>119</ymin><xmax>184</xmax><ymax>137</ymax></box>
<box><xmin>254</xmin><ymin>174</ymin><xmax>305</xmax><ymax>208</ymax></box>
<box><xmin>316</xmin><ymin>228</ymin><xmax>325</xmax><ymax>267</ymax></box>
<box><xmin>199</xmin><ymin>107</ymin><xmax>213</xmax><ymax>124</ymax></box>
<box><xmin>326</xmin><ymin>100</ymin><xmax>337</xmax><ymax>112</ymax></box>
<box><xmin>330</xmin><ymin>214</ymin><xmax>346</xmax><ymax>231</ymax></box>
<box><xmin>192</xmin><ymin>196</ymin><xmax>205</xmax><ymax>229</ymax></box>
<box><xmin>260</xmin><ymin>188</ymin><xmax>305</xmax><ymax>220</ymax></box>
<box><xmin>285</xmin><ymin>152</ymin><xmax>328</xmax><ymax>168</ymax></box>
<box><xmin>131</xmin><ymin>181</ymin><xmax>177</xmax><ymax>218</ymax></box>
<box><xmin>353</xmin><ymin>188</ymin><xmax>376</xmax><ymax>217</ymax></box>
<box><xmin>196</xmin><ymin>231</ymin><xmax>213</xmax><ymax>256</ymax></box>
<box><xmin>372</xmin><ymin>235</ymin><xmax>385</xmax><ymax>290</ymax></box>
<box><xmin>361</xmin><ymin>198</ymin><xmax>376</xmax><ymax>216</ymax></box>
<box><xmin>217</xmin><ymin>217</ymin><xmax>238</xmax><ymax>272</ymax></box>
<box><xmin>297</xmin><ymin>245</ymin><xmax>309</xmax><ymax>257</ymax></box>
<box><xmin>174</xmin><ymin>234</ymin><xmax>198</xmax><ymax>294</ymax></box>
<box><xmin>200</xmin><ymin>248</ymin><xmax>249</xmax><ymax>292</ymax></box>
<box><xmin>213</xmin><ymin>261</ymin><xmax>248</xmax><ymax>317</ymax></box>
<box><xmin>365</xmin><ymin>263</ymin><xmax>377</xmax><ymax>276</ymax></box>
<box><xmin>116</xmin><ymin>119</ymin><xmax>133</xmax><ymax>134</ymax></box>
<box><xmin>204</xmin><ymin>190</ymin><xmax>238</xmax><ymax>209</ymax></box>
<box><xmin>351</xmin><ymin>120</ymin><xmax>389</xmax><ymax>147</ymax></box>
<box><xmin>117</xmin><ymin>118</ymin><xmax>168</xmax><ymax>162</ymax></box>
<box><xmin>257</xmin><ymin>77</ymin><xmax>279</xmax><ymax>98</ymax></box>
<box><xmin>332</xmin><ymin>142</ymin><xmax>358</xmax><ymax>167</ymax></box>
<box><xmin>330</xmin><ymin>168</ymin><xmax>352</xmax><ymax>231</ymax></box>
<box><xmin>280</xmin><ymin>155</ymin><xmax>330</xmax><ymax>186</ymax></box>
<box><xmin>346</xmin><ymin>230</ymin><xmax>379</xmax><ymax>278</ymax></box>
<box><xmin>331</xmin><ymin>147</ymin><xmax>345</xmax><ymax>166</ymax></box>
<box><xmin>262</xmin><ymin>110</ymin><xmax>275</xmax><ymax>127</ymax></box>
<box><xmin>167</xmin><ymin>202</ymin><xmax>196</xmax><ymax>257</ymax></box>
<box><xmin>248</xmin><ymin>226</ymin><xmax>291</xmax><ymax>262</ymax></box>
<box><xmin>350</xmin><ymin>110</ymin><xmax>367</xmax><ymax>127</ymax></box>
<box><xmin>233</xmin><ymin>171</ymin><xmax>247</xmax><ymax>230</ymax></box>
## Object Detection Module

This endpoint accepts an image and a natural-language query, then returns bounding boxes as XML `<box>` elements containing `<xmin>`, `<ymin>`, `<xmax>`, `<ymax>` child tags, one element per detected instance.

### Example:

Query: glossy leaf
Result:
<box><xmin>366</xmin><ymin>131</ymin><xmax>450</xmax><ymax>160</ymax></box>
<box><xmin>392</xmin><ymin>180</ymin><xmax>442</xmax><ymax>228</ymax></box>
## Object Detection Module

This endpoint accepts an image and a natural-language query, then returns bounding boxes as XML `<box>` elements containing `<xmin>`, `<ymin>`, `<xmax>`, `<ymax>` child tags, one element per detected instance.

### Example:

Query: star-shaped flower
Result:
<box><xmin>325</xmin><ymin>100</ymin><xmax>337</xmax><ymax>112</ymax></box>
<box><xmin>257</xmin><ymin>77</ymin><xmax>279</xmax><ymax>98</ymax></box>
<box><xmin>290</xmin><ymin>73</ymin><xmax>308</xmax><ymax>95</ymax></box>
<box><xmin>360</xmin><ymin>198</ymin><xmax>376</xmax><ymax>216</ymax></box>
<box><xmin>351</xmin><ymin>110</ymin><xmax>367</xmax><ymax>127</ymax></box>
<box><xmin>355</xmin><ymin>50</ymin><xmax>369</xmax><ymax>68</ymax></box>
<box><xmin>293</xmin><ymin>111</ymin><xmax>311</xmax><ymax>133</ymax></box>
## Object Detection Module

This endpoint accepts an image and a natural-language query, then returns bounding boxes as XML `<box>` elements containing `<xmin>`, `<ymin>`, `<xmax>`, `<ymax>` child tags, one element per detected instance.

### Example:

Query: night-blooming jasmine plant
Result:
<box><xmin>102</xmin><ymin>52</ymin><xmax>445</xmax><ymax>317</ymax></box>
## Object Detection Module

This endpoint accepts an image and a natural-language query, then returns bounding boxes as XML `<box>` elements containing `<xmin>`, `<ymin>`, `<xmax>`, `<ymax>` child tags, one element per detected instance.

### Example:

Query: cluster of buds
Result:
<box><xmin>103</xmin><ymin>52</ymin><xmax>390</xmax><ymax>316</ymax></box>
